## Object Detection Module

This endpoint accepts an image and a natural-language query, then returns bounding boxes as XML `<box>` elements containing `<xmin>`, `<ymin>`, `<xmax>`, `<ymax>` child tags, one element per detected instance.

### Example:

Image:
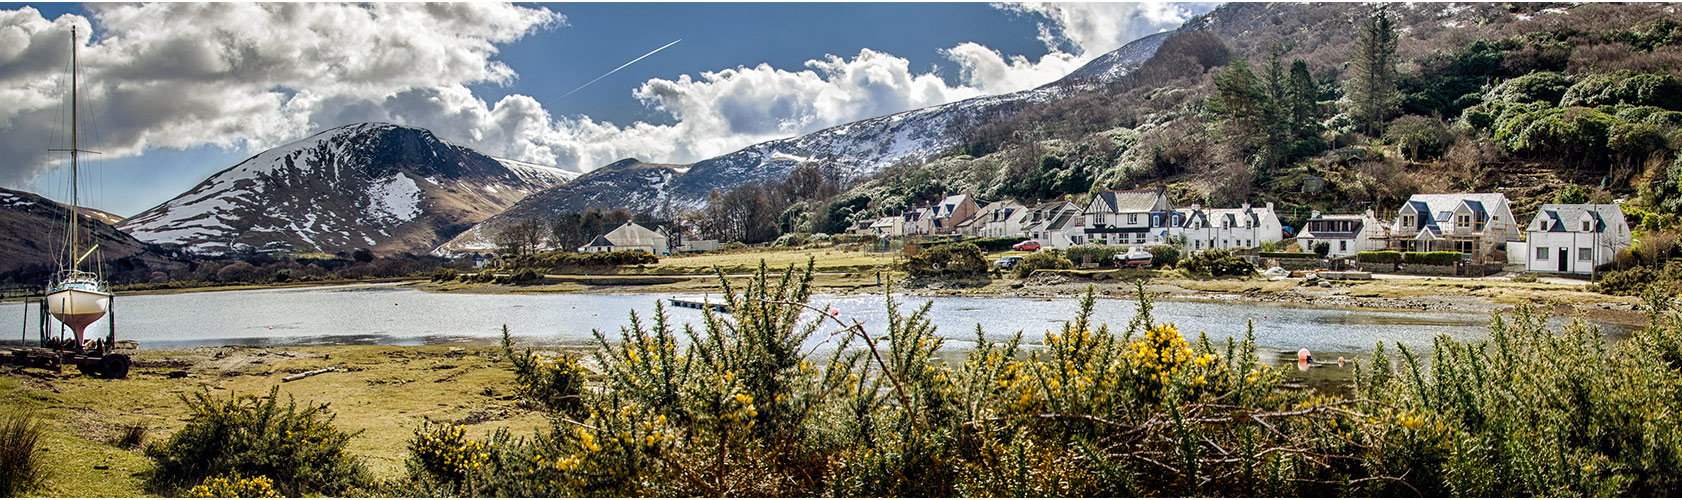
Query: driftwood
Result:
<box><xmin>282</xmin><ymin>365</ymin><xmax>342</xmax><ymax>382</ymax></box>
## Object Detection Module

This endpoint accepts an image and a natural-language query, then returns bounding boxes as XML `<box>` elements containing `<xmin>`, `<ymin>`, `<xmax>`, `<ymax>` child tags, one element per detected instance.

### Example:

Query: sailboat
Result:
<box><xmin>44</xmin><ymin>25</ymin><xmax>112</xmax><ymax>351</ymax></box>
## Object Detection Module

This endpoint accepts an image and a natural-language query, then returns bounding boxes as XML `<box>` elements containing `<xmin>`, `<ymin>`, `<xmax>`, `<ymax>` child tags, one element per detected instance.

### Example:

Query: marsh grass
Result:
<box><xmin>0</xmin><ymin>411</ymin><xmax>46</xmax><ymax>497</ymax></box>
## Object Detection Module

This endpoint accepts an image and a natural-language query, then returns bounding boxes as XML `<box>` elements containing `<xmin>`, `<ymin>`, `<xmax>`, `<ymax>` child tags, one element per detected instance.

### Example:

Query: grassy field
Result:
<box><xmin>0</xmin><ymin>345</ymin><xmax>564</xmax><ymax>496</ymax></box>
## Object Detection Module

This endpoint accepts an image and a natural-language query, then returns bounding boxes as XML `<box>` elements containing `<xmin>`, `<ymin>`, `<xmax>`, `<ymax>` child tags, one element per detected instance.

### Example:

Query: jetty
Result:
<box><xmin>669</xmin><ymin>297</ymin><xmax>731</xmax><ymax>314</ymax></box>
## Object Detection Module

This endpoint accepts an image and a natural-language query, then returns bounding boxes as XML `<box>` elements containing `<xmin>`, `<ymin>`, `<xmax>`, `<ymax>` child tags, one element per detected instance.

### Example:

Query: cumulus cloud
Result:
<box><xmin>0</xmin><ymin>2</ymin><xmax>1211</xmax><ymax>191</ymax></box>
<box><xmin>0</xmin><ymin>3</ymin><xmax>560</xmax><ymax>185</ymax></box>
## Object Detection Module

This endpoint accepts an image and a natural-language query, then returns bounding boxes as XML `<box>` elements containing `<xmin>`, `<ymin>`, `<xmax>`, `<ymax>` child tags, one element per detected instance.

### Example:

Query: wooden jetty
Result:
<box><xmin>669</xmin><ymin>297</ymin><xmax>731</xmax><ymax>314</ymax></box>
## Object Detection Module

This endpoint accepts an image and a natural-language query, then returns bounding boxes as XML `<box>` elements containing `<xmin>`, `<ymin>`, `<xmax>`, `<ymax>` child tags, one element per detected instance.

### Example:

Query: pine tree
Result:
<box><xmin>1257</xmin><ymin>45</ymin><xmax>1292</xmax><ymax>169</ymax></box>
<box><xmin>1210</xmin><ymin>58</ymin><xmax>1267</xmax><ymax>145</ymax></box>
<box><xmin>1346</xmin><ymin>6</ymin><xmax>1399</xmax><ymax>137</ymax></box>
<box><xmin>1287</xmin><ymin>59</ymin><xmax>1319</xmax><ymax>140</ymax></box>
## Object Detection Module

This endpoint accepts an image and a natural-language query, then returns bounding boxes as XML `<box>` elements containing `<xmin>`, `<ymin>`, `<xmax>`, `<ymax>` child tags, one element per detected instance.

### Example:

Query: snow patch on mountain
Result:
<box><xmin>365</xmin><ymin>173</ymin><xmax>423</xmax><ymax>223</ymax></box>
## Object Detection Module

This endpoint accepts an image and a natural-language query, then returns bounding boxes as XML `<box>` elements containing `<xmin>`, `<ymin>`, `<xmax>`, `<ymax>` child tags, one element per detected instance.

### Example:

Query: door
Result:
<box><xmin>1559</xmin><ymin>248</ymin><xmax>1569</xmax><ymax>272</ymax></box>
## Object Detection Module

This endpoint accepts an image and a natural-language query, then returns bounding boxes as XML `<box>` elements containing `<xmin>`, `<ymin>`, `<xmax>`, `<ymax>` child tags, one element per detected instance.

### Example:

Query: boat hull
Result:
<box><xmin>46</xmin><ymin>287</ymin><xmax>111</xmax><ymax>340</ymax></box>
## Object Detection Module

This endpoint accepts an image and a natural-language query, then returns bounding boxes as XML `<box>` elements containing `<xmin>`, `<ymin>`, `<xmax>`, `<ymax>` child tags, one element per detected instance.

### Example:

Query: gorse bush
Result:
<box><xmin>0</xmin><ymin>411</ymin><xmax>45</xmax><ymax>497</ymax></box>
<box><xmin>392</xmin><ymin>259</ymin><xmax>1682</xmax><ymax>496</ymax></box>
<box><xmin>144</xmin><ymin>387</ymin><xmax>371</xmax><ymax>496</ymax></box>
<box><xmin>500</xmin><ymin>250</ymin><xmax>657</xmax><ymax>273</ymax></box>
<box><xmin>184</xmin><ymin>474</ymin><xmax>281</xmax><ymax>498</ymax></box>
<box><xmin>1180</xmin><ymin>248</ymin><xmax>1255</xmax><ymax>276</ymax></box>
<box><xmin>902</xmin><ymin>242</ymin><xmax>988</xmax><ymax>278</ymax></box>
<box><xmin>1014</xmin><ymin>251</ymin><xmax>1074</xmax><ymax>278</ymax></box>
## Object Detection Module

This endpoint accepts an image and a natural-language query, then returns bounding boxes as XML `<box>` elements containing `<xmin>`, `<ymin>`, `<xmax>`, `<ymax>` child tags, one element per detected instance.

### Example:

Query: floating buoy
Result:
<box><xmin>830</xmin><ymin>308</ymin><xmax>840</xmax><ymax>316</ymax></box>
<box><xmin>1337</xmin><ymin>356</ymin><xmax>1347</xmax><ymax>367</ymax></box>
<box><xmin>1297</xmin><ymin>348</ymin><xmax>1312</xmax><ymax>363</ymax></box>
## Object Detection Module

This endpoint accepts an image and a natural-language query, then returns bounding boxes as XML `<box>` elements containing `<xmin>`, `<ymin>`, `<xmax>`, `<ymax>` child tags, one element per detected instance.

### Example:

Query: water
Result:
<box><xmin>0</xmin><ymin>283</ymin><xmax>1624</xmax><ymax>352</ymax></box>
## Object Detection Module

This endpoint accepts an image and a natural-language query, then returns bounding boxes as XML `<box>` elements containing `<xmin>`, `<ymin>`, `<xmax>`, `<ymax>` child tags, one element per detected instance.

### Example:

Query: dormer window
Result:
<box><xmin>1128</xmin><ymin>214</ymin><xmax>1138</xmax><ymax>224</ymax></box>
<box><xmin>1582</xmin><ymin>220</ymin><xmax>1592</xmax><ymax>232</ymax></box>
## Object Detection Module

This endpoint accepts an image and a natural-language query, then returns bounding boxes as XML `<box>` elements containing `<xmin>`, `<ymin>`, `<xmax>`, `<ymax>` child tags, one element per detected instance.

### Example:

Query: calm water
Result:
<box><xmin>0</xmin><ymin>282</ymin><xmax>1612</xmax><ymax>354</ymax></box>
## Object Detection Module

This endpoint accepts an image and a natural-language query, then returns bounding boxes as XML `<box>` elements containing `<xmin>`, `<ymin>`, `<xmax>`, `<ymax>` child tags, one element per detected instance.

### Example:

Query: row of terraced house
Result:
<box><xmin>850</xmin><ymin>188</ymin><xmax>1632</xmax><ymax>276</ymax></box>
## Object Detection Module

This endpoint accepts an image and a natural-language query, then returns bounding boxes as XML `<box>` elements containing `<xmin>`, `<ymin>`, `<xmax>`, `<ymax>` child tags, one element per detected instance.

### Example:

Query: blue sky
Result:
<box><xmin>0</xmin><ymin>3</ymin><xmax>1212</xmax><ymax>217</ymax></box>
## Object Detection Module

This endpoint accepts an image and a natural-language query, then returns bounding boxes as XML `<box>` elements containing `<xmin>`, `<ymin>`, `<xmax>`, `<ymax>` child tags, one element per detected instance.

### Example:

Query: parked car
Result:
<box><xmin>1011</xmin><ymin>240</ymin><xmax>1041</xmax><ymax>251</ymax></box>
<box><xmin>994</xmin><ymin>256</ymin><xmax>1023</xmax><ymax>270</ymax></box>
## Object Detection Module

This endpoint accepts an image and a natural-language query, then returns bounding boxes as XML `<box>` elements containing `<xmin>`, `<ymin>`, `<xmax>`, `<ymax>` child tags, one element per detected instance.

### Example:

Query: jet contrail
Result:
<box><xmin>551</xmin><ymin>38</ymin><xmax>682</xmax><ymax>102</ymax></box>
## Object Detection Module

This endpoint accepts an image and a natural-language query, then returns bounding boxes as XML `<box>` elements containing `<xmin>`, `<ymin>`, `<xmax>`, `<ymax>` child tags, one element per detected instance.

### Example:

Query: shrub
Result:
<box><xmin>1064</xmin><ymin>245</ymin><xmax>1121</xmax><ymax>266</ymax></box>
<box><xmin>144</xmin><ymin>388</ymin><xmax>371</xmax><ymax>496</ymax></box>
<box><xmin>501</xmin><ymin>327</ymin><xmax>588</xmax><ymax>418</ymax></box>
<box><xmin>111</xmin><ymin>424</ymin><xmax>147</xmax><ymax>450</ymax></box>
<box><xmin>1180</xmin><ymin>249</ymin><xmax>1255</xmax><ymax>276</ymax></box>
<box><xmin>431</xmin><ymin>268</ymin><xmax>459</xmax><ymax>282</ymax></box>
<box><xmin>1356</xmin><ymin>251</ymin><xmax>1403</xmax><ymax>264</ymax></box>
<box><xmin>0</xmin><ymin>411</ymin><xmax>45</xmax><ymax>497</ymax></box>
<box><xmin>1312</xmin><ymin>241</ymin><xmax>1332</xmax><ymax>257</ymax></box>
<box><xmin>1146</xmin><ymin>245</ymin><xmax>1181</xmax><ymax>267</ymax></box>
<box><xmin>184</xmin><ymin>474</ymin><xmax>281</xmax><ymax>498</ymax></box>
<box><xmin>903</xmin><ymin>242</ymin><xmax>989</xmax><ymax>278</ymax></box>
<box><xmin>964</xmin><ymin>236</ymin><xmax>1024</xmax><ymax>252</ymax></box>
<box><xmin>510</xmin><ymin>268</ymin><xmax>541</xmax><ymax>284</ymax></box>
<box><xmin>1401</xmin><ymin>251</ymin><xmax>1463</xmax><ymax>266</ymax></box>
<box><xmin>405</xmin><ymin>421</ymin><xmax>489</xmax><ymax>490</ymax></box>
<box><xmin>500</xmin><ymin>251</ymin><xmax>658</xmax><ymax>273</ymax></box>
<box><xmin>1014</xmin><ymin>250</ymin><xmax>1074</xmax><ymax>278</ymax></box>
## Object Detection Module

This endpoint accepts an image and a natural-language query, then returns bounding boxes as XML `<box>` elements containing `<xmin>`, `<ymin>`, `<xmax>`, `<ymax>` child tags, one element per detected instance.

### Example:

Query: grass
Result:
<box><xmin>0</xmin><ymin>410</ymin><xmax>46</xmax><ymax>497</ymax></box>
<box><xmin>0</xmin><ymin>345</ymin><xmax>565</xmax><ymax>495</ymax></box>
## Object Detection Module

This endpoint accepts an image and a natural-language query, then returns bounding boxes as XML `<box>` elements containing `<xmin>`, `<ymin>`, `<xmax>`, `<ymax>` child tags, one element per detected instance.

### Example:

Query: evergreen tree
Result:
<box><xmin>1210</xmin><ymin>58</ymin><xmax>1267</xmax><ymax>145</ymax></box>
<box><xmin>1346</xmin><ymin>6</ymin><xmax>1400</xmax><ymax>137</ymax></box>
<box><xmin>1257</xmin><ymin>46</ymin><xmax>1292</xmax><ymax>169</ymax></box>
<box><xmin>1287</xmin><ymin>59</ymin><xmax>1320</xmax><ymax>140</ymax></box>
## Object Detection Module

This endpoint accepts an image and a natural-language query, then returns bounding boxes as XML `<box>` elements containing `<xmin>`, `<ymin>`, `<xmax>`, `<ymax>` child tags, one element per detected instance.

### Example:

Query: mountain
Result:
<box><xmin>0</xmin><ymin>186</ymin><xmax>153</xmax><ymax>276</ymax></box>
<box><xmin>435</xmin><ymin>31</ymin><xmax>1173</xmax><ymax>253</ymax></box>
<box><xmin>119</xmin><ymin>123</ymin><xmax>571</xmax><ymax>256</ymax></box>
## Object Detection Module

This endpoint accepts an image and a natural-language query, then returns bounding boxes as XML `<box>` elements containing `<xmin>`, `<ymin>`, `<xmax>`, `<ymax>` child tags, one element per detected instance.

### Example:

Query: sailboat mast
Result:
<box><xmin>67</xmin><ymin>25</ymin><xmax>80</xmax><ymax>272</ymax></box>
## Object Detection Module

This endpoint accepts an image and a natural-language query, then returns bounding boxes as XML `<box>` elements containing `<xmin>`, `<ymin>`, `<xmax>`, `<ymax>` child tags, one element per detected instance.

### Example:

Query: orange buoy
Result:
<box><xmin>1297</xmin><ymin>348</ymin><xmax>1312</xmax><ymax>364</ymax></box>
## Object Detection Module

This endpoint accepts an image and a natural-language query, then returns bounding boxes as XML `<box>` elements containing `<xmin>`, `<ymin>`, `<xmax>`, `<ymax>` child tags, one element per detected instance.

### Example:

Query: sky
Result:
<box><xmin>0</xmin><ymin>2</ymin><xmax>1217</xmax><ymax>217</ymax></box>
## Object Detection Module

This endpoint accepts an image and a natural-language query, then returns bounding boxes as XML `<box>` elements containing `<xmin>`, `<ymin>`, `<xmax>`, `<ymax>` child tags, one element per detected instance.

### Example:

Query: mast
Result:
<box><xmin>70</xmin><ymin>25</ymin><xmax>79</xmax><ymax>272</ymax></box>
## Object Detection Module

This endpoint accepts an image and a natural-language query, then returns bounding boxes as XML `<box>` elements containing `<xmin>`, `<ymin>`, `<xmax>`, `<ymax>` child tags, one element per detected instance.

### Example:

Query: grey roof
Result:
<box><xmin>1093</xmin><ymin>190</ymin><xmax>1163</xmax><ymax>213</ymax></box>
<box><xmin>599</xmin><ymin>222</ymin><xmax>667</xmax><ymax>248</ymax></box>
<box><xmin>1528</xmin><ymin>204</ymin><xmax>1627</xmax><ymax>233</ymax></box>
<box><xmin>1400</xmin><ymin>193</ymin><xmax>1508</xmax><ymax>233</ymax></box>
<box><xmin>587</xmin><ymin>235</ymin><xmax>614</xmax><ymax>247</ymax></box>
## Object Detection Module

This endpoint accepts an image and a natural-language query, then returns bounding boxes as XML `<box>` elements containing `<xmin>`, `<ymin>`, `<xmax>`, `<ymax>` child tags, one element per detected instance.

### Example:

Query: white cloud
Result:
<box><xmin>0</xmin><ymin>2</ymin><xmax>1210</xmax><ymax>190</ymax></box>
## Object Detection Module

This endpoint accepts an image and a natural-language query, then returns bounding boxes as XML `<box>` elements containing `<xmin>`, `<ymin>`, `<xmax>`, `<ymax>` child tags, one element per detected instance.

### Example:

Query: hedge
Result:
<box><xmin>1402</xmin><ymin>251</ymin><xmax>1464</xmax><ymax>266</ymax></box>
<box><xmin>1356</xmin><ymin>251</ymin><xmax>1402</xmax><ymax>264</ymax></box>
<box><xmin>1065</xmin><ymin>245</ymin><xmax>1122</xmax><ymax>266</ymax></box>
<box><xmin>964</xmin><ymin>237</ymin><xmax>1025</xmax><ymax>252</ymax></box>
<box><xmin>502</xmin><ymin>250</ymin><xmax>657</xmax><ymax>271</ymax></box>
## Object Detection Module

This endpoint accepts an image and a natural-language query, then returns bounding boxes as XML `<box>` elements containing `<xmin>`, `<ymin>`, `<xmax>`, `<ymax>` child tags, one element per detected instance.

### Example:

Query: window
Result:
<box><xmin>1135</xmin><ymin>234</ymin><xmax>1145</xmax><ymax>244</ymax></box>
<box><xmin>1536</xmin><ymin>246</ymin><xmax>1549</xmax><ymax>260</ymax></box>
<box><xmin>1582</xmin><ymin>220</ymin><xmax>1591</xmax><ymax>232</ymax></box>
<box><xmin>1340</xmin><ymin>240</ymin><xmax>1348</xmax><ymax>252</ymax></box>
<box><xmin>1128</xmin><ymin>214</ymin><xmax>1138</xmax><ymax>224</ymax></box>
<box><xmin>1222</xmin><ymin>239</ymin><xmax>1228</xmax><ymax>247</ymax></box>
<box><xmin>1095</xmin><ymin>213</ymin><xmax>1104</xmax><ymax>225</ymax></box>
<box><xmin>1458</xmin><ymin>215</ymin><xmax>1470</xmax><ymax>227</ymax></box>
<box><xmin>1152</xmin><ymin>214</ymin><xmax>1161</xmax><ymax>227</ymax></box>
<box><xmin>1579</xmin><ymin>248</ymin><xmax>1592</xmax><ymax>261</ymax></box>
<box><xmin>1403</xmin><ymin>215</ymin><xmax>1414</xmax><ymax>228</ymax></box>
<box><xmin>1195</xmin><ymin>240</ymin><xmax>1201</xmax><ymax>249</ymax></box>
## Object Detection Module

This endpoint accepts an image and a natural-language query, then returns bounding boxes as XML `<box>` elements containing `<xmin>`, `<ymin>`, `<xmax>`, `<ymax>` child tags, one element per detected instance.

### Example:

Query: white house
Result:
<box><xmin>1297</xmin><ymin>209</ymin><xmax>1387</xmax><ymax>257</ymax></box>
<box><xmin>580</xmin><ymin>222</ymin><xmax>670</xmax><ymax>255</ymax></box>
<box><xmin>1082</xmin><ymin>187</ymin><xmax>1175</xmax><ymax>246</ymax></box>
<box><xmin>902</xmin><ymin>207</ymin><xmax>935</xmax><ymax>236</ymax></box>
<box><xmin>974</xmin><ymin>200</ymin><xmax>1030</xmax><ymax>238</ymax></box>
<box><xmin>1023</xmin><ymin>201</ymin><xmax>1086</xmax><ymax>248</ymax></box>
<box><xmin>1524</xmin><ymin>204</ymin><xmax>1630</xmax><ymax>275</ymax></box>
<box><xmin>868</xmin><ymin>216</ymin><xmax>904</xmax><ymax>237</ymax></box>
<box><xmin>1172</xmin><ymin>202</ymin><xmax>1283</xmax><ymax>251</ymax></box>
<box><xmin>1388</xmin><ymin>193</ymin><xmax>1521</xmax><ymax>261</ymax></box>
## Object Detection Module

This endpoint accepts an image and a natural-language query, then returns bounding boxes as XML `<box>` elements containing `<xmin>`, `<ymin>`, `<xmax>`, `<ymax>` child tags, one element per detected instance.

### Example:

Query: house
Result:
<box><xmin>868</xmin><ymin>216</ymin><xmax>903</xmax><ymax>237</ymax></box>
<box><xmin>1023</xmin><ymin>201</ymin><xmax>1086</xmax><ymax>248</ymax></box>
<box><xmin>1297</xmin><ymin>209</ymin><xmax>1386</xmax><ymax>257</ymax></box>
<box><xmin>902</xmin><ymin>207</ymin><xmax>935</xmax><ymax>236</ymax></box>
<box><xmin>928</xmin><ymin>194</ymin><xmax>980</xmax><ymax>234</ymax></box>
<box><xmin>973</xmin><ymin>200</ymin><xmax>1030</xmax><ymax>239</ymax></box>
<box><xmin>1082</xmin><ymin>186</ymin><xmax>1174</xmax><ymax>246</ymax></box>
<box><xmin>1172</xmin><ymin>202</ymin><xmax>1283</xmax><ymax>251</ymax></box>
<box><xmin>1524</xmin><ymin>204</ymin><xmax>1630</xmax><ymax>275</ymax></box>
<box><xmin>579</xmin><ymin>222</ymin><xmax>670</xmax><ymax>255</ymax></box>
<box><xmin>1386</xmin><ymin>193</ymin><xmax>1521</xmax><ymax>261</ymax></box>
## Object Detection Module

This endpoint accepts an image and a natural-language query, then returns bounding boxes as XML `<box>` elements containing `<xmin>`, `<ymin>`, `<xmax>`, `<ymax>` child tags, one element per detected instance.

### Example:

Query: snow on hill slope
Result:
<box><xmin>0</xmin><ymin>186</ymin><xmax>152</xmax><ymax>275</ymax></box>
<box><xmin>119</xmin><ymin>123</ymin><xmax>569</xmax><ymax>256</ymax></box>
<box><xmin>436</xmin><ymin>32</ymin><xmax>1171</xmax><ymax>253</ymax></box>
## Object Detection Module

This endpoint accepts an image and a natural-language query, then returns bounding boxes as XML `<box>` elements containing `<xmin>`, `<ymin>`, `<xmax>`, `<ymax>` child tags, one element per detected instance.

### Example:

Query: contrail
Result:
<box><xmin>550</xmin><ymin>38</ymin><xmax>682</xmax><ymax>102</ymax></box>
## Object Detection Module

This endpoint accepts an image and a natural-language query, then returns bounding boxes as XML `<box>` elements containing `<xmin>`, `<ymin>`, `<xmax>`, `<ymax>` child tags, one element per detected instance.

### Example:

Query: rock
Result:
<box><xmin>167</xmin><ymin>370</ymin><xmax>189</xmax><ymax>379</ymax></box>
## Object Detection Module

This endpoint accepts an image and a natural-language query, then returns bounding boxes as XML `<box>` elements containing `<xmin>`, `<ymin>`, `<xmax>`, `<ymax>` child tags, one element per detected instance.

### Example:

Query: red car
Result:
<box><xmin>1011</xmin><ymin>240</ymin><xmax>1041</xmax><ymax>251</ymax></box>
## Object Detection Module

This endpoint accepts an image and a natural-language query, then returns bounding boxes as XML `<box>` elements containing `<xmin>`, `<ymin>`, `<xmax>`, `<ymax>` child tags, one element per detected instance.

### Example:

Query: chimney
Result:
<box><xmin>1265</xmin><ymin>202</ymin><xmax>1274</xmax><ymax>212</ymax></box>
<box><xmin>1311</xmin><ymin>209</ymin><xmax>1322</xmax><ymax>219</ymax></box>
<box><xmin>1191</xmin><ymin>202</ymin><xmax>1202</xmax><ymax>211</ymax></box>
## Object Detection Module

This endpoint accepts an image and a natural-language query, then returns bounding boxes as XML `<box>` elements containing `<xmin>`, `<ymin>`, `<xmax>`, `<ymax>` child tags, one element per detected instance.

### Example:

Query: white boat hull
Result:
<box><xmin>47</xmin><ymin>287</ymin><xmax>111</xmax><ymax>338</ymax></box>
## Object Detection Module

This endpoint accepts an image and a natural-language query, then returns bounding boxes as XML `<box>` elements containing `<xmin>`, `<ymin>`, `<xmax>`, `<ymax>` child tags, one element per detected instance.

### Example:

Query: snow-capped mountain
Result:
<box><xmin>436</xmin><ymin>31</ymin><xmax>1172</xmax><ymax>253</ymax></box>
<box><xmin>119</xmin><ymin>123</ymin><xmax>570</xmax><ymax>256</ymax></box>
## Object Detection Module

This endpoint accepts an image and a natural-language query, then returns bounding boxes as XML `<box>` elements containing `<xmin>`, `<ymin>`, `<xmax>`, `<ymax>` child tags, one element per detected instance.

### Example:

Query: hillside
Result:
<box><xmin>0</xmin><ymin>186</ymin><xmax>171</xmax><ymax>280</ymax></box>
<box><xmin>797</xmin><ymin>2</ymin><xmax>1682</xmax><ymax>236</ymax></box>
<box><xmin>118</xmin><ymin>123</ymin><xmax>571</xmax><ymax>257</ymax></box>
